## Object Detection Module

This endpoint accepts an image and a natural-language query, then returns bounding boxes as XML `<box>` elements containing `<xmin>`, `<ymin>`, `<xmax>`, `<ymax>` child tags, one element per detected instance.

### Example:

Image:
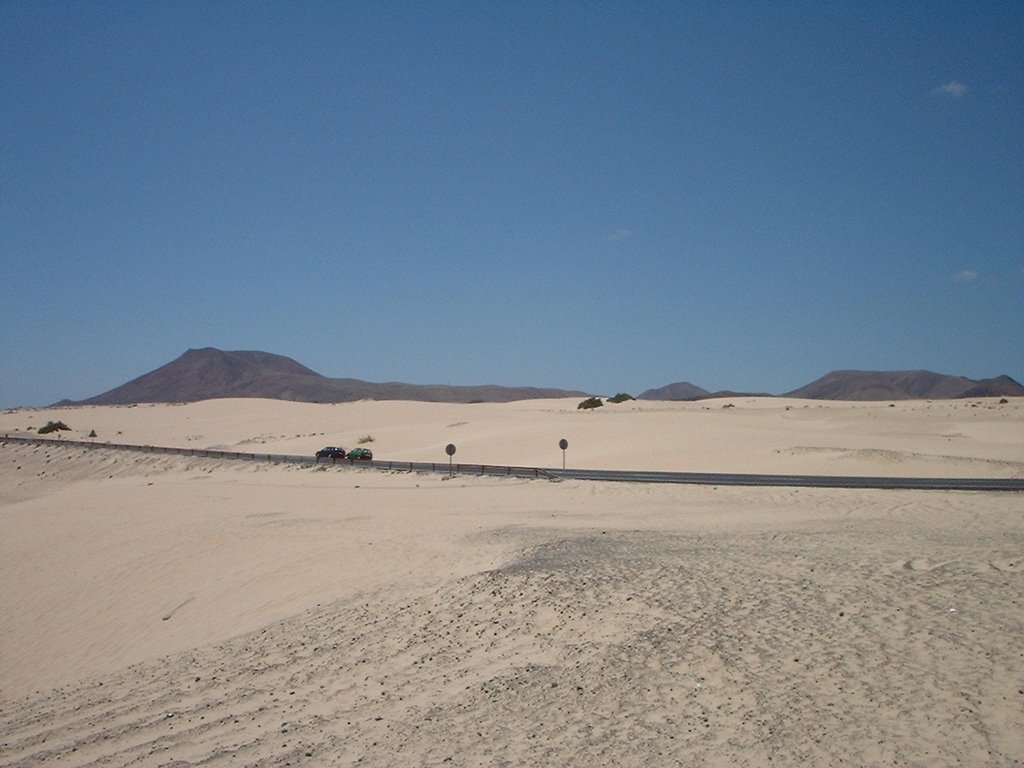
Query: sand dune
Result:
<box><xmin>1</xmin><ymin>399</ymin><xmax>1022</xmax><ymax>766</ymax></box>
<box><xmin>4</xmin><ymin>396</ymin><xmax>1023</xmax><ymax>476</ymax></box>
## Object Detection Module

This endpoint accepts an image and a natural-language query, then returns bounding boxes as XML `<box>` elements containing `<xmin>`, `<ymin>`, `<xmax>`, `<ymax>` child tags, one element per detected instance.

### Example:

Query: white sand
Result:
<box><xmin>1</xmin><ymin>397</ymin><xmax>1022</xmax><ymax>766</ymax></box>
<box><xmin>4</xmin><ymin>395</ymin><xmax>1023</xmax><ymax>476</ymax></box>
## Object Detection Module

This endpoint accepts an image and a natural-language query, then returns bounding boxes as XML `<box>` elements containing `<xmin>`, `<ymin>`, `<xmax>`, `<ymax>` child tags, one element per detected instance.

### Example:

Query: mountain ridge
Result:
<box><xmin>54</xmin><ymin>349</ymin><xmax>1024</xmax><ymax>406</ymax></box>
<box><xmin>59</xmin><ymin>348</ymin><xmax>591</xmax><ymax>405</ymax></box>
<box><xmin>782</xmin><ymin>369</ymin><xmax>1024</xmax><ymax>401</ymax></box>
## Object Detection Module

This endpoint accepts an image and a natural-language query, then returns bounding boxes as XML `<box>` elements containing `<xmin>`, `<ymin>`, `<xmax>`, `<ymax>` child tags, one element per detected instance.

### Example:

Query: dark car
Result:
<box><xmin>347</xmin><ymin>447</ymin><xmax>373</xmax><ymax>461</ymax></box>
<box><xmin>315</xmin><ymin>446</ymin><xmax>346</xmax><ymax>461</ymax></box>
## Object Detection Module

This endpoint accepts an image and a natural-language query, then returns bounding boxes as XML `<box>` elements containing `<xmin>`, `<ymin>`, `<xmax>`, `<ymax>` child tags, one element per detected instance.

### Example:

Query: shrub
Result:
<box><xmin>358</xmin><ymin>434</ymin><xmax>375</xmax><ymax>444</ymax></box>
<box><xmin>607</xmin><ymin>393</ymin><xmax>634</xmax><ymax>404</ymax></box>
<box><xmin>38</xmin><ymin>420</ymin><xmax>70</xmax><ymax>434</ymax></box>
<box><xmin>577</xmin><ymin>397</ymin><xmax>603</xmax><ymax>410</ymax></box>
<box><xmin>88</xmin><ymin>429</ymin><xmax>97</xmax><ymax>438</ymax></box>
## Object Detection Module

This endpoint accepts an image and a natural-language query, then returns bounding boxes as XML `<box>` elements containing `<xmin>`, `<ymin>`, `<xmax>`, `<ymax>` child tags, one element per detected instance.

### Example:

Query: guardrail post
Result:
<box><xmin>3</xmin><ymin>434</ymin><xmax>1020</xmax><ymax>490</ymax></box>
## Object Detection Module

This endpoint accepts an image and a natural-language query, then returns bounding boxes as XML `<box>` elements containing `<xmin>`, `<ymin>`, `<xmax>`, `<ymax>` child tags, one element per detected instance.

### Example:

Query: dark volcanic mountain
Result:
<box><xmin>783</xmin><ymin>370</ymin><xmax>1024</xmax><ymax>401</ymax></box>
<box><xmin>637</xmin><ymin>382</ymin><xmax>711</xmax><ymax>400</ymax></box>
<box><xmin>638</xmin><ymin>370</ymin><xmax>1023</xmax><ymax>402</ymax></box>
<box><xmin>56</xmin><ymin>351</ymin><xmax>1023</xmax><ymax>406</ymax></box>
<box><xmin>62</xmin><ymin>348</ymin><xmax>589</xmax><ymax>405</ymax></box>
<box><xmin>957</xmin><ymin>375</ymin><xmax>1024</xmax><ymax>398</ymax></box>
<box><xmin>637</xmin><ymin>383</ymin><xmax>775</xmax><ymax>401</ymax></box>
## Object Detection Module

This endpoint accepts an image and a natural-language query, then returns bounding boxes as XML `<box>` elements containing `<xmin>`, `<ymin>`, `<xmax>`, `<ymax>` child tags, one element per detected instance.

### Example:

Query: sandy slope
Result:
<box><xmin>1</xmin><ymin>399</ymin><xmax>1022</xmax><ymax>767</ymax></box>
<box><xmin>3</xmin><ymin>396</ymin><xmax>1023</xmax><ymax>476</ymax></box>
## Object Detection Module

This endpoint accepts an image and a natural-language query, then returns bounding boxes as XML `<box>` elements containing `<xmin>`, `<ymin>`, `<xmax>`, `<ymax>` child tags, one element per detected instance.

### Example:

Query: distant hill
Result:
<box><xmin>783</xmin><ymin>370</ymin><xmax>1024</xmax><ymax>401</ymax></box>
<box><xmin>701</xmin><ymin>390</ymin><xmax>775</xmax><ymax>400</ymax></box>
<box><xmin>54</xmin><ymin>351</ymin><xmax>1024</xmax><ymax>406</ymax></box>
<box><xmin>638</xmin><ymin>370</ymin><xmax>1023</xmax><ymax>402</ymax></box>
<box><xmin>637</xmin><ymin>382</ymin><xmax>711</xmax><ymax>401</ymax></box>
<box><xmin>637</xmin><ymin>383</ymin><xmax>779</xmax><ymax>401</ymax></box>
<box><xmin>958</xmin><ymin>375</ymin><xmax>1024</xmax><ymax>398</ymax></box>
<box><xmin>59</xmin><ymin>348</ymin><xmax>590</xmax><ymax>405</ymax></box>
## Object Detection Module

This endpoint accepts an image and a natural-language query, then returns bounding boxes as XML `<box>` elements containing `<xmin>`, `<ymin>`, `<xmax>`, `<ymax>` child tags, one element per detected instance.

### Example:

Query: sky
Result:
<box><xmin>2</xmin><ymin>1</ymin><xmax>1022</xmax><ymax>407</ymax></box>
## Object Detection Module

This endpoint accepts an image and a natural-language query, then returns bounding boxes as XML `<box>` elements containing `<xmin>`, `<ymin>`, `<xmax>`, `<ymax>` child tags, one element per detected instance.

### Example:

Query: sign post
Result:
<box><xmin>446</xmin><ymin>443</ymin><xmax>456</xmax><ymax>478</ymax></box>
<box><xmin>559</xmin><ymin>438</ymin><xmax>568</xmax><ymax>470</ymax></box>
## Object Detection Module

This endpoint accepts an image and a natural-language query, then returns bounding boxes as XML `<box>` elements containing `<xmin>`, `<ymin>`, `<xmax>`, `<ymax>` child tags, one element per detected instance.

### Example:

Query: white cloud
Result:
<box><xmin>932</xmin><ymin>81</ymin><xmax>968</xmax><ymax>98</ymax></box>
<box><xmin>608</xmin><ymin>228</ymin><xmax>633</xmax><ymax>241</ymax></box>
<box><xmin>953</xmin><ymin>270</ymin><xmax>978</xmax><ymax>282</ymax></box>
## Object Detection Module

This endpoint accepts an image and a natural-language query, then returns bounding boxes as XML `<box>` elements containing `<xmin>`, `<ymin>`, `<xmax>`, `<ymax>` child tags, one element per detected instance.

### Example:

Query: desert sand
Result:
<box><xmin>1</xmin><ymin>397</ymin><xmax>1022</xmax><ymax>767</ymax></box>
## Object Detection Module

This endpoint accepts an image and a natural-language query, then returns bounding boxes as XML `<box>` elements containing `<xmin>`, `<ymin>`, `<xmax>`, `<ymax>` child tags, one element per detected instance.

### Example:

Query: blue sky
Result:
<box><xmin>2</xmin><ymin>1</ymin><xmax>1021</xmax><ymax>407</ymax></box>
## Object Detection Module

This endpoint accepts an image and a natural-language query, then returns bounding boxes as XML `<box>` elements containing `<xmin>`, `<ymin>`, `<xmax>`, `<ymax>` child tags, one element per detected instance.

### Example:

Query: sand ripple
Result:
<box><xmin>2</xmin><ymin>525</ymin><xmax>1021</xmax><ymax>767</ymax></box>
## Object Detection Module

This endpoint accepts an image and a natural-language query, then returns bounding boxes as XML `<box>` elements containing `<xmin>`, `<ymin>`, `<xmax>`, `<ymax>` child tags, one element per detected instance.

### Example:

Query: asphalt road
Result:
<box><xmin>546</xmin><ymin>467</ymin><xmax>1024</xmax><ymax>492</ymax></box>
<box><xmin>5</xmin><ymin>435</ymin><xmax>1023</xmax><ymax>492</ymax></box>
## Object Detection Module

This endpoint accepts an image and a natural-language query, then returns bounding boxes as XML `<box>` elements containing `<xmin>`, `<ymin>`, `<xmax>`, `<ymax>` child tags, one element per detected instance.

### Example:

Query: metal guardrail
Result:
<box><xmin>551</xmin><ymin>467</ymin><xmax>1024</xmax><ymax>492</ymax></box>
<box><xmin>3</xmin><ymin>435</ymin><xmax>1022</xmax><ymax>492</ymax></box>
<box><xmin>0</xmin><ymin>435</ymin><xmax>560</xmax><ymax>479</ymax></box>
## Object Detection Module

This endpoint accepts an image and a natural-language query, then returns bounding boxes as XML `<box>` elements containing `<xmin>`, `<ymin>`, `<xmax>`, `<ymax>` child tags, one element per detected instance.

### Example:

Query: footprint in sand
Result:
<box><xmin>988</xmin><ymin>558</ymin><xmax>1020</xmax><ymax>573</ymax></box>
<box><xmin>161</xmin><ymin>596</ymin><xmax>195</xmax><ymax>621</ymax></box>
<box><xmin>900</xmin><ymin>558</ymin><xmax>956</xmax><ymax>572</ymax></box>
<box><xmin>902</xmin><ymin>558</ymin><xmax>933</xmax><ymax>571</ymax></box>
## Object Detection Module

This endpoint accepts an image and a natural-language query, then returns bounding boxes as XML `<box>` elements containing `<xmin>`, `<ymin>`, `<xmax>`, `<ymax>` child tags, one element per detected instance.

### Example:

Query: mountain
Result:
<box><xmin>637</xmin><ymin>382</ymin><xmax>711</xmax><ymax>401</ymax></box>
<box><xmin>783</xmin><ymin>370</ymin><xmax>1024</xmax><ymax>401</ymax></box>
<box><xmin>638</xmin><ymin>370</ymin><xmax>1023</xmax><ymax>402</ymax></box>
<box><xmin>701</xmin><ymin>390</ymin><xmax>775</xmax><ymax>400</ymax></box>
<box><xmin>958</xmin><ymin>375</ymin><xmax>1024</xmax><ymax>398</ymax></box>
<box><xmin>637</xmin><ymin>384</ymin><xmax>777</xmax><ymax>401</ymax></box>
<box><xmin>55</xmin><ymin>352</ymin><xmax>1024</xmax><ymax>406</ymax></box>
<box><xmin>61</xmin><ymin>348</ymin><xmax>590</xmax><ymax>405</ymax></box>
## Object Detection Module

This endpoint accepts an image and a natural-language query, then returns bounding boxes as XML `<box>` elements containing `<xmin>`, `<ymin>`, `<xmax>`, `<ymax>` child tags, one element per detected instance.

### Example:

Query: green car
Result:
<box><xmin>347</xmin><ymin>447</ymin><xmax>373</xmax><ymax>461</ymax></box>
